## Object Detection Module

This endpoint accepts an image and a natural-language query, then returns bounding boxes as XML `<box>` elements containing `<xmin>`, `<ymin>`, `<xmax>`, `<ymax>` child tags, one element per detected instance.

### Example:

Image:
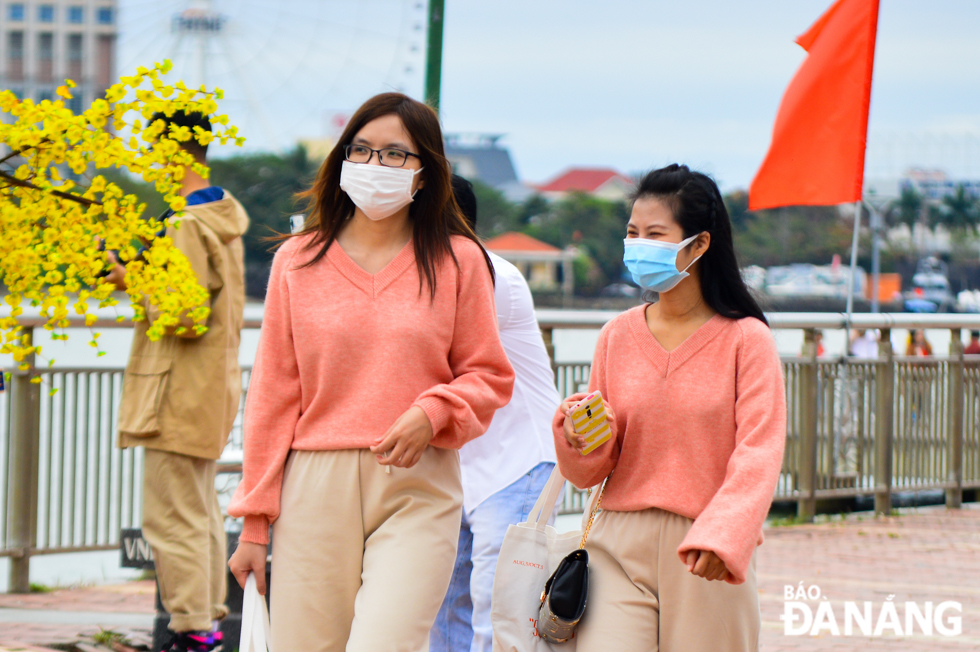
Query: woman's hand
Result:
<box><xmin>685</xmin><ymin>549</ymin><xmax>729</xmax><ymax>582</ymax></box>
<box><xmin>229</xmin><ymin>541</ymin><xmax>268</xmax><ymax>594</ymax></box>
<box><xmin>559</xmin><ymin>393</ymin><xmax>613</xmax><ymax>452</ymax></box>
<box><xmin>104</xmin><ymin>250</ymin><xmax>127</xmax><ymax>292</ymax></box>
<box><xmin>370</xmin><ymin>405</ymin><xmax>434</xmax><ymax>469</ymax></box>
<box><xmin>559</xmin><ymin>393</ymin><xmax>589</xmax><ymax>451</ymax></box>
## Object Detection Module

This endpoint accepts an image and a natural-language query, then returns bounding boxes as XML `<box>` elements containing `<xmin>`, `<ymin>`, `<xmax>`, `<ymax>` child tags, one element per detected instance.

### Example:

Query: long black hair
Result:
<box><xmin>633</xmin><ymin>164</ymin><xmax>768</xmax><ymax>326</ymax></box>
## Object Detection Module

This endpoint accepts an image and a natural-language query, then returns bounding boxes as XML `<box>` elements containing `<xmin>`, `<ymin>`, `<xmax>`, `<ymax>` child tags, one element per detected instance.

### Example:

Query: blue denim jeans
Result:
<box><xmin>430</xmin><ymin>461</ymin><xmax>556</xmax><ymax>652</ymax></box>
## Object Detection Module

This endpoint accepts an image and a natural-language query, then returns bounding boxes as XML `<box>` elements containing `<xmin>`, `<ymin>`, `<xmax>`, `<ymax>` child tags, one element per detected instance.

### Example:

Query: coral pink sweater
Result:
<box><xmin>553</xmin><ymin>306</ymin><xmax>786</xmax><ymax>585</ymax></box>
<box><xmin>229</xmin><ymin>235</ymin><xmax>514</xmax><ymax>544</ymax></box>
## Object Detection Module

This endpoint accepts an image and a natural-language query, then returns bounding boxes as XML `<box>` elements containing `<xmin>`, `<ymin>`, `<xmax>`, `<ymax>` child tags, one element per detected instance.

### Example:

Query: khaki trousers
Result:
<box><xmin>271</xmin><ymin>447</ymin><xmax>463</xmax><ymax>652</ymax></box>
<box><xmin>576</xmin><ymin>507</ymin><xmax>760</xmax><ymax>652</ymax></box>
<box><xmin>142</xmin><ymin>449</ymin><xmax>228</xmax><ymax>632</ymax></box>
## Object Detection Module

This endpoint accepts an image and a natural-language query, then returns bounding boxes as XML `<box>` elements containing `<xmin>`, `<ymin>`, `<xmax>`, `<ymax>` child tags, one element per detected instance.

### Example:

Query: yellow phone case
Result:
<box><xmin>569</xmin><ymin>390</ymin><xmax>612</xmax><ymax>455</ymax></box>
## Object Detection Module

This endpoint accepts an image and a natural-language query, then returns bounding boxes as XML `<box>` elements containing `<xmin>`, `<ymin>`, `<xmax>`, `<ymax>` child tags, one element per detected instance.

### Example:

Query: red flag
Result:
<box><xmin>749</xmin><ymin>0</ymin><xmax>880</xmax><ymax>210</ymax></box>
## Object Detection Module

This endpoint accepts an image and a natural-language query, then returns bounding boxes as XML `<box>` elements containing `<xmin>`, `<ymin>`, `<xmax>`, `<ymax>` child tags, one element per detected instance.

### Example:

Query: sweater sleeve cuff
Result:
<box><xmin>240</xmin><ymin>515</ymin><xmax>271</xmax><ymax>545</ymax></box>
<box><xmin>415</xmin><ymin>396</ymin><xmax>451</xmax><ymax>437</ymax></box>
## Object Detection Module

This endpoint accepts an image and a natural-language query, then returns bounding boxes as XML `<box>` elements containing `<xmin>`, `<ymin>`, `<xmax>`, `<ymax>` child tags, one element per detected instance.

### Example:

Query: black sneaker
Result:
<box><xmin>163</xmin><ymin>630</ymin><xmax>223</xmax><ymax>652</ymax></box>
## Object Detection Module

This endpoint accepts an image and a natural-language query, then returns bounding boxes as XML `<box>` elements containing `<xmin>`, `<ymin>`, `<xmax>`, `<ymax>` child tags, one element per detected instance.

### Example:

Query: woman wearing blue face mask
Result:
<box><xmin>553</xmin><ymin>164</ymin><xmax>786</xmax><ymax>651</ymax></box>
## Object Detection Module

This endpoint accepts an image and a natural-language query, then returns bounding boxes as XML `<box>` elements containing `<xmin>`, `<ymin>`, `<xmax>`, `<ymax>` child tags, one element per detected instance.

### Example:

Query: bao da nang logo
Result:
<box><xmin>782</xmin><ymin>583</ymin><xmax>962</xmax><ymax>637</ymax></box>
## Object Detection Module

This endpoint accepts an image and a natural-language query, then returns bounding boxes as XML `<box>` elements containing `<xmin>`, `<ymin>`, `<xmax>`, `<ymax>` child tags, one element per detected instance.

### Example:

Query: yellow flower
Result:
<box><xmin>1</xmin><ymin>60</ymin><xmax>238</xmax><ymax>363</ymax></box>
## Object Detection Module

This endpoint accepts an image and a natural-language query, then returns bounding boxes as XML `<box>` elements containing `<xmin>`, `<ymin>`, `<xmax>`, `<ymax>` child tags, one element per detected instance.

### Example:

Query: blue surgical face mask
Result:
<box><xmin>623</xmin><ymin>234</ymin><xmax>702</xmax><ymax>293</ymax></box>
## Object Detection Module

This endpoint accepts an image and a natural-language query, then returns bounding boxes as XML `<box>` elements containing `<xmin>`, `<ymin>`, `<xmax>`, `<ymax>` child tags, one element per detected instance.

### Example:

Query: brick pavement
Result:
<box><xmin>0</xmin><ymin>581</ymin><xmax>155</xmax><ymax>613</ymax></box>
<box><xmin>0</xmin><ymin>507</ymin><xmax>977</xmax><ymax>650</ymax></box>
<box><xmin>758</xmin><ymin>503</ymin><xmax>980</xmax><ymax>651</ymax></box>
<box><xmin>0</xmin><ymin>581</ymin><xmax>154</xmax><ymax>648</ymax></box>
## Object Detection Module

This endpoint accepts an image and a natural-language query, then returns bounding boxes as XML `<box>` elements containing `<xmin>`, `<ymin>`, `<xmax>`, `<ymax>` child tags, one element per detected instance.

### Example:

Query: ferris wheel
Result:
<box><xmin>116</xmin><ymin>0</ymin><xmax>429</xmax><ymax>153</ymax></box>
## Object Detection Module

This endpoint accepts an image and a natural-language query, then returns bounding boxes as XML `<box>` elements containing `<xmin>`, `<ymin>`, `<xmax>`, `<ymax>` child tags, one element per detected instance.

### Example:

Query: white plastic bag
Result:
<box><xmin>491</xmin><ymin>466</ymin><xmax>583</xmax><ymax>652</ymax></box>
<box><xmin>240</xmin><ymin>572</ymin><xmax>273</xmax><ymax>652</ymax></box>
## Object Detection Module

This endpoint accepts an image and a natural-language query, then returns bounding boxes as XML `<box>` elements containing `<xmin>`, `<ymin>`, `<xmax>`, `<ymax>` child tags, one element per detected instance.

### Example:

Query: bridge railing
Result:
<box><xmin>2</xmin><ymin>310</ymin><xmax>979</xmax><ymax>591</ymax></box>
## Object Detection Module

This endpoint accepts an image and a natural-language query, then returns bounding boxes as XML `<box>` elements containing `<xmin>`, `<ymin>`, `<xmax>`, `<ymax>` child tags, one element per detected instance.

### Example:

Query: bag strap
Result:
<box><xmin>578</xmin><ymin>477</ymin><xmax>607</xmax><ymax>550</ymax></box>
<box><xmin>523</xmin><ymin>465</ymin><xmax>566</xmax><ymax>531</ymax></box>
<box><xmin>241</xmin><ymin>572</ymin><xmax>273</xmax><ymax>652</ymax></box>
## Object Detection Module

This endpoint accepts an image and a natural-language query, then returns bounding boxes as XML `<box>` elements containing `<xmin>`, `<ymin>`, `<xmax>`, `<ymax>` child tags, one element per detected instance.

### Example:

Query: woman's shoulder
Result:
<box><xmin>730</xmin><ymin>316</ymin><xmax>779</xmax><ymax>359</ymax></box>
<box><xmin>595</xmin><ymin>305</ymin><xmax>645</xmax><ymax>345</ymax></box>
<box><xmin>449</xmin><ymin>234</ymin><xmax>487</xmax><ymax>262</ymax></box>
<box><xmin>447</xmin><ymin>235</ymin><xmax>494</xmax><ymax>277</ymax></box>
<box><xmin>609</xmin><ymin>305</ymin><xmax>645</xmax><ymax>331</ymax></box>
<box><xmin>731</xmin><ymin>315</ymin><xmax>772</xmax><ymax>341</ymax></box>
<box><xmin>273</xmin><ymin>233</ymin><xmax>319</xmax><ymax>269</ymax></box>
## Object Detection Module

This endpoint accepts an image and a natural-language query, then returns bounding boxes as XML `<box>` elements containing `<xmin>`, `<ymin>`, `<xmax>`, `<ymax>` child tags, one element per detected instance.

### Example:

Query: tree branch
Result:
<box><xmin>0</xmin><ymin>138</ymin><xmax>53</xmax><ymax>167</ymax></box>
<box><xmin>0</xmin><ymin>170</ymin><xmax>102</xmax><ymax>206</ymax></box>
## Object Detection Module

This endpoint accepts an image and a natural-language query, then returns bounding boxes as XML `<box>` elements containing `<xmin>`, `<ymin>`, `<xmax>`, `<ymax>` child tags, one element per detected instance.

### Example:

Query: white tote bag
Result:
<box><xmin>240</xmin><ymin>572</ymin><xmax>273</xmax><ymax>652</ymax></box>
<box><xmin>491</xmin><ymin>466</ymin><xmax>596</xmax><ymax>652</ymax></box>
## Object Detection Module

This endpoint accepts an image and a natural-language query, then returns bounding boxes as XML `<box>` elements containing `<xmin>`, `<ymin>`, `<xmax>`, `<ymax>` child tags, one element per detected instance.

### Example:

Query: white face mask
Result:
<box><xmin>339</xmin><ymin>160</ymin><xmax>423</xmax><ymax>221</ymax></box>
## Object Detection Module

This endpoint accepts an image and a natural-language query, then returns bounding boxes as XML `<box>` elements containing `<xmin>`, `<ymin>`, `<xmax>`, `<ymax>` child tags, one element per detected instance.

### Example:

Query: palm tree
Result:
<box><xmin>884</xmin><ymin>185</ymin><xmax>925</xmax><ymax>253</ymax></box>
<box><xmin>938</xmin><ymin>184</ymin><xmax>980</xmax><ymax>233</ymax></box>
<box><xmin>887</xmin><ymin>185</ymin><xmax>922</xmax><ymax>228</ymax></box>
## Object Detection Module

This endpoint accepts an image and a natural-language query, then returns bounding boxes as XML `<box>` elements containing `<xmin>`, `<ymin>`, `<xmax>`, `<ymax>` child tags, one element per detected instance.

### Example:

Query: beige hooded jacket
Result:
<box><xmin>117</xmin><ymin>190</ymin><xmax>250</xmax><ymax>460</ymax></box>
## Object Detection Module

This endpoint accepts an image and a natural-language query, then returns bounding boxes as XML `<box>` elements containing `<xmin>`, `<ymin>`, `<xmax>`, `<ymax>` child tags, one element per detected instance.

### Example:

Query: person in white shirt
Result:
<box><xmin>430</xmin><ymin>176</ymin><xmax>560</xmax><ymax>652</ymax></box>
<box><xmin>850</xmin><ymin>328</ymin><xmax>881</xmax><ymax>358</ymax></box>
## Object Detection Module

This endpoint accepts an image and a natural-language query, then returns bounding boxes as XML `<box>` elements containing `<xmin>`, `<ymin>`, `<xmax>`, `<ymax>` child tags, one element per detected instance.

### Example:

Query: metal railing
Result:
<box><xmin>2</xmin><ymin>311</ymin><xmax>980</xmax><ymax>590</ymax></box>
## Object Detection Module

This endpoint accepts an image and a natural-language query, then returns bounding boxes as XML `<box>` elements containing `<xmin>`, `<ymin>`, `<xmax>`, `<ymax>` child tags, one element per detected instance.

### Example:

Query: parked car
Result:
<box><xmin>904</xmin><ymin>257</ymin><xmax>954</xmax><ymax>313</ymax></box>
<box><xmin>765</xmin><ymin>263</ymin><xmax>864</xmax><ymax>298</ymax></box>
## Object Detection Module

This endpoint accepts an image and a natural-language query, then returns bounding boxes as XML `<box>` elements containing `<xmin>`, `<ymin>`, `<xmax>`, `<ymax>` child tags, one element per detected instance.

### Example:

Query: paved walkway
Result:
<box><xmin>0</xmin><ymin>581</ymin><xmax>154</xmax><ymax>648</ymax></box>
<box><xmin>0</xmin><ymin>505</ymin><xmax>977</xmax><ymax>650</ymax></box>
<box><xmin>758</xmin><ymin>503</ymin><xmax>980</xmax><ymax>651</ymax></box>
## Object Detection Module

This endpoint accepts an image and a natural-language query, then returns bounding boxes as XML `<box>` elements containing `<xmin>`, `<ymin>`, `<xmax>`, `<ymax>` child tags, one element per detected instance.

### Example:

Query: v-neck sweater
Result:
<box><xmin>553</xmin><ymin>306</ymin><xmax>786</xmax><ymax>585</ymax></box>
<box><xmin>229</xmin><ymin>234</ymin><xmax>515</xmax><ymax>544</ymax></box>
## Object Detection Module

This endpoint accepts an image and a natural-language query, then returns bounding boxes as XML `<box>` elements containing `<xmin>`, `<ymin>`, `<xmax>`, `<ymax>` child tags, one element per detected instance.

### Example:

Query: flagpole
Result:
<box><xmin>844</xmin><ymin>199</ymin><xmax>863</xmax><ymax>355</ymax></box>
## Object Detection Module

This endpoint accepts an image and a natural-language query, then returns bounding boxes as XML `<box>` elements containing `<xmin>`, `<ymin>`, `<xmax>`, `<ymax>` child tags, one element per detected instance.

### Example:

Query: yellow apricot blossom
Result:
<box><xmin>1</xmin><ymin>59</ymin><xmax>243</xmax><ymax>366</ymax></box>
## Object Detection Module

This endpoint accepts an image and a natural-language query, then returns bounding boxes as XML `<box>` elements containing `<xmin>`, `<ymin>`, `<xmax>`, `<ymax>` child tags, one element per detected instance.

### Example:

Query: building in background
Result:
<box><xmin>0</xmin><ymin>0</ymin><xmax>116</xmax><ymax>113</ymax></box>
<box><xmin>484</xmin><ymin>231</ymin><xmax>575</xmax><ymax>298</ymax></box>
<box><xmin>864</xmin><ymin>169</ymin><xmax>979</xmax><ymax>254</ymax></box>
<box><xmin>865</xmin><ymin>168</ymin><xmax>980</xmax><ymax>202</ymax></box>
<box><xmin>444</xmin><ymin>133</ymin><xmax>534</xmax><ymax>202</ymax></box>
<box><xmin>536</xmin><ymin>167</ymin><xmax>634</xmax><ymax>202</ymax></box>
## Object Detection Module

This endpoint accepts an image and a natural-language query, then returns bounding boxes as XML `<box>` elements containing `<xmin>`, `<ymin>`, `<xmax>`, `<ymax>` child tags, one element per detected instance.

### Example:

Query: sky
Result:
<box><xmin>118</xmin><ymin>0</ymin><xmax>980</xmax><ymax>191</ymax></box>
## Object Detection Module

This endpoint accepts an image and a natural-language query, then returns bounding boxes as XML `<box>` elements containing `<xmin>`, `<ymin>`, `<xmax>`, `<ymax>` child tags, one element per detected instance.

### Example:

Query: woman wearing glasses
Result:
<box><xmin>227</xmin><ymin>93</ymin><xmax>514</xmax><ymax>651</ymax></box>
<box><xmin>554</xmin><ymin>165</ymin><xmax>785</xmax><ymax>651</ymax></box>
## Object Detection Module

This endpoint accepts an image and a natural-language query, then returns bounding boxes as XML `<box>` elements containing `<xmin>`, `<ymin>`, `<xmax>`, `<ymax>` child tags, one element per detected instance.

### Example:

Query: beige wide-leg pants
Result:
<box><xmin>270</xmin><ymin>447</ymin><xmax>463</xmax><ymax>652</ymax></box>
<box><xmin>142</xmin><ymin>449</ymin><xmax>228</xmax><ymax>632</ymax></box>
<box><xmin>575</xmin><ymin>507</ymin><xmax>760</xmax><ymax>652</ymax></box>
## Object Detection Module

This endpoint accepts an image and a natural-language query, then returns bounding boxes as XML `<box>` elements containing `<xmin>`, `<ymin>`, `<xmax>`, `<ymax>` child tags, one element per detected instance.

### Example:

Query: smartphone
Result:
<box><xmin>568</xmin><ymin>390</ymin><xmax>612</xmax><ymax>455</ymax></box>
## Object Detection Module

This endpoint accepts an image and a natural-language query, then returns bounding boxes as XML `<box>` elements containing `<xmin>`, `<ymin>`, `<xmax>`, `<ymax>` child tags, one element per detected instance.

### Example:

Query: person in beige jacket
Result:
<box><xmin>109</xmin><ymin>110</ymin><xmax>249</xmax><ymax>652</ymax></box>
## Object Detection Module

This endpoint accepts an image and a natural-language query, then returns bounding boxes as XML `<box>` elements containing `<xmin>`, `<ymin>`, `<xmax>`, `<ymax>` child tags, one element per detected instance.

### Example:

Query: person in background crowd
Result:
<box><xmin>554</xmin><ymin>164</ymin><xmax>786</xmax><ymax>651</ymax></box>
<box><xmin>109</xmin><ymin>110</ymin><xmax>249</xmax><ymax>652</ymax></box>
<box><xmin>906</xmin><ymin>329</ymin><xmax>933</xmax><ymax>357</ymax></box>
<box><xmin>430</xmin><ymin>176</ymin><xmax>559</xmax><ymax>652</ymax></box>
<box><xmin>964</xmin><ymin>331</ymin><xmax>980</xmax><ymax>355</ymax></box>
<box><xmin>227</xmin><ymin>93</ymin><xmax>514</xmax><ymax>652</ymax></box>
<box><xmin>802</xmin><ymin>329</ymin><xmax>825</xmax><ymax>357</ymax></box>
<box><xmin>850</xmin><ymin>328</ymin><xmax>880</xmax><ymax>359</ymax></box>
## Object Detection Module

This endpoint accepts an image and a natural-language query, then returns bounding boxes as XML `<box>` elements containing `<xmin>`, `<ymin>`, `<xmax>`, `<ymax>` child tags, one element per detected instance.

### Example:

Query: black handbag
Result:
<box><xmin>536</xmin><ymin>480</ymin><xmax>606</xmax><ymax>643</ymax></box>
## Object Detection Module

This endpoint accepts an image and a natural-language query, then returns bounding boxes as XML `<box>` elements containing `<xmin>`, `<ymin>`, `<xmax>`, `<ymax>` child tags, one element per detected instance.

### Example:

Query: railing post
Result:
<box><xmin>874</xmin><ymin>327</ymin><xmax>894</xmax><ymax>516</ymax></box>
<box><xmin>797</xmin><ymin>328</ymin><xmax>818</xmax><ymax>522</ymax></box>
<box><xmin>7</xmin><ymin>327</ymin><xmax>40</xmax><ymax>593</ymax></box>
<box><xmin>946</xmin><ymin>328</ymin><xmax>964</xmax><ymax>509</ymax></box>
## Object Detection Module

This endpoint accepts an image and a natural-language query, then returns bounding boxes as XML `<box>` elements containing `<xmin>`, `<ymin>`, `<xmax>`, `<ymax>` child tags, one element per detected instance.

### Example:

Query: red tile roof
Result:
<box><xmin>484</xmin><ymin>232</ymin><xmax>562</xmax><ymax>253</ymax></box>
<box><xmin>537</xmin><ymin>168</ymin><xmax>634</xmax><ymax>193</ymax></box>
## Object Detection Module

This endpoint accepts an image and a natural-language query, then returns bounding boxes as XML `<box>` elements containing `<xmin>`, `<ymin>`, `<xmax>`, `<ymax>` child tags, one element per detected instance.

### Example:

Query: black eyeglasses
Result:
<box><xmin>344</xmin><ymin>144</ymin><xmax>421</xmax><ymax>168</ymax></box>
